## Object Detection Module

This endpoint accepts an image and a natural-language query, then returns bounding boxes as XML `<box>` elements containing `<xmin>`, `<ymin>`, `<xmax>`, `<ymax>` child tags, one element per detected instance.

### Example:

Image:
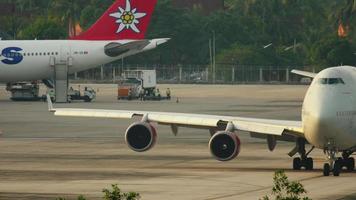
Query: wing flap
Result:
<box><xmin>54</xmin><ymin>108</ymin><xmax>136</xmax><ymax>119</ymax></box>
<box><xmin>233</xmin><ymin>120</ymin><xmax>285</xmax><ymax>136</ymax></box>
<box><xmin>148</xmin><ymin>113</ymin><xmax>222</xmax><ymax>128</ymax></box>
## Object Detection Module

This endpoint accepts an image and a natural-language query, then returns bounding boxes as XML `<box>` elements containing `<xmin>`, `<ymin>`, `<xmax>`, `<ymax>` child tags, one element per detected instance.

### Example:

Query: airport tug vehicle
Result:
<box><xmin>46</xmin><ymin>86</ymin><xmax>96</xmax><ymax>103</ymax></box>
<box><xmin>68</xmin><ymin>86</ymin><xmax>96</xmax><ymax>102</ymax></box>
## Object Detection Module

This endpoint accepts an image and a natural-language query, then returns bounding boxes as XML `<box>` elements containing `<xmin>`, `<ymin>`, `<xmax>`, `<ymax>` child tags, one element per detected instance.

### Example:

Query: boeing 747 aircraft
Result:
<box><xmin>0</xmin><ymin>0</ymin><xmax>167</xmax><ymax>82</ymax></box>
<box><xmin>48</xmin><ymin>66</ymin><xmax>356</xmax><ymax>176</ymax></box>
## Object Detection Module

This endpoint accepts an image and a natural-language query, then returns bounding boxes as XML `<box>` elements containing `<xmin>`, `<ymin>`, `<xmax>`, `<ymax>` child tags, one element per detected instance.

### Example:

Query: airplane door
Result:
<box><xmin>60</xmin><ymin>46</ymin><xmax>71</xmax><ymax>63</ymax></box>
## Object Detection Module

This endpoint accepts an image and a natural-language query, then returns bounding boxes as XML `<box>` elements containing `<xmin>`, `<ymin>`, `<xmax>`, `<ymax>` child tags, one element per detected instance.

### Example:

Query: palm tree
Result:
<box><xmin>50</xmin><ymin>0</ymin><xmax>86</xmax><ymax>37</ymax></box>
<box><xmin>330</xmin><ymin>0</ymin><xmax>356</xmax><ymax>37</ymax></box>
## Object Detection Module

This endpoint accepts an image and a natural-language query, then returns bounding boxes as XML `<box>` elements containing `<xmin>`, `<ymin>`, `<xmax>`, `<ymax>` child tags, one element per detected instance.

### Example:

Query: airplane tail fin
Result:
<box><xmin>71</xmin><ymin>0</ymin><xmax>157</xmax><ymax>40</ymax></box>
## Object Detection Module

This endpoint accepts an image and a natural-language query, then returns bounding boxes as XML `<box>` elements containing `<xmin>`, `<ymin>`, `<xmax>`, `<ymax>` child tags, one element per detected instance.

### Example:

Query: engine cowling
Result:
<box><xmin>125</xmin><ymin>122</ymin><xmax>157</xmax><ymax>152</ymax></box>
<box><xmin>209</xmin><ymin>131</ymin><xmax>241</xmax><ymax>161</ymax></box>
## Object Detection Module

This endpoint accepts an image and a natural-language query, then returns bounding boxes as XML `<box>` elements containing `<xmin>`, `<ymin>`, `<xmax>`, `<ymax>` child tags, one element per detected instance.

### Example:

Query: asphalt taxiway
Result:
<box><xmin>0</xmin><ymin>84</ymin><xmax>355</xmax><ymax>200</ymax></box>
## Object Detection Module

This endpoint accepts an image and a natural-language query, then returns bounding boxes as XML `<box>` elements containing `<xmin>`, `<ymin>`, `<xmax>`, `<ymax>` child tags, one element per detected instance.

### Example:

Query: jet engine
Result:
<box><xmin>125</xmin><ymin>122</ymin><xmax>157</xmax><ymax>152</ymax></box>
<box><xmin>209</xmin><ymin>131</ymin><xmax>241</xmax><ymax>161</ymax></box>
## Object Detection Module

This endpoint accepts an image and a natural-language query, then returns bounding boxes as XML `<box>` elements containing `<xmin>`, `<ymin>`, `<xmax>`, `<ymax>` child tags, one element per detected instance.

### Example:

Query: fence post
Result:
<box><xmin>113</xmin><ymin>67</ymin><xmax>116</xmax><ymax>82</ymax></box>
<box><xmin>179</xmin><ymin>67</ymin><xmax>182</xmax><ymax>83</ymax></box>
<box><xmin>101</xmin><ymin>65</ymin><xmax>104</xmax><ymax>80</ymax></box>
<box><xmin>206</xmin><ymin>67</ymin><xmax>209</xmax><ymax>82</ymax></box>
<box><xmin>259</xmin><ymin>68</ymin><xmax>263</xmax><ymax>82</ymax></box>
<box><xmin>286</xmin><ymin>68</ymin><xmax>290</xmax><ymax>83</ymax></box>
<box><xmin>232</xmin><ymin>66</ymin><xmax>235</xmax><ymax>83</ymax></box>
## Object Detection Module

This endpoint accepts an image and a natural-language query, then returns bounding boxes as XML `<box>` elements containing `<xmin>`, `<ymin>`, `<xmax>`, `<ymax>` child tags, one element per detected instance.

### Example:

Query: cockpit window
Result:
<box><xmin>318</xmin><ymin>78</ymin><xmax>345</xmax><ymax>85</ymax></box>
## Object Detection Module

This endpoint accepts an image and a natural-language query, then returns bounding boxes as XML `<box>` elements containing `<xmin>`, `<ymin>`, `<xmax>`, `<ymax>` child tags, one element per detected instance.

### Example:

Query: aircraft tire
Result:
<box><xmin>346</xmin><ymin>157</ymin><xmax>355</xmax><ymax>171</ymax></box>
<box><xmin>293</xmin><ymin>157</ymin><xmax>301</xmax><ymax>170</ymax></box>
<box><xmin>323</xmin><ymin>163</ymin><xmax>330</xmax><ymax>176</ymax></box>
<box><xmin>333</xmin><ymin>161</ymin><xmax>341</xmax><ymax>176</ymax></box>
<box><xmin>306</xmin><ymin>157</ymin><xmax>313</xmax><ymax>170</ymax></box>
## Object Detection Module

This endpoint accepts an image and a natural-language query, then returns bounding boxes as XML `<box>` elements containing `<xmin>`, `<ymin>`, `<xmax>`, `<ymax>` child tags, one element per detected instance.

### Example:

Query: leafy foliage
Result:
<box><xmin>56</xmin><ymin>195</ymin><xmax>86</xmax><ymax>200</ymax></box>
<box><xmin>103</xmin><ymin>184</ymin><xmax>140</xmax><ymax>200</ymax></box>
<box><xmin>17</xmin><ymin>17</ymin><xmax>66</xmax><ymax>39</ymax></box>
<box><xmin>56</xmin><ymin>184</ymin><xmax>140</xmax><ymax>200</ymax></box>
<box><xmin>261</xmin><ymin>170</ymin><xmax>312</xmax><ymax>200</ymax></box>
<box><xmin>1</xmin><ymin>0</ymin><xmax>356</xmax><ymax>69</ymax></box>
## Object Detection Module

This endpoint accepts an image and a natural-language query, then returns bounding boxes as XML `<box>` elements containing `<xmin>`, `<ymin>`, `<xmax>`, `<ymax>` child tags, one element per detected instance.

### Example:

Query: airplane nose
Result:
<box><xmin>303</xmin><ymin>89</ymin><xmax>337</xmax><ymax>148</ymax></box>
<box><xmin>303</xmin><ymin>85</ymin><xmax>353</xmax><ymax>148</ymax></box>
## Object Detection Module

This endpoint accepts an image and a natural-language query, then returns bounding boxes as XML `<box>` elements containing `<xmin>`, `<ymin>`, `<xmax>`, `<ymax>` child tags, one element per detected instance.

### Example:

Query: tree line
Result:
<box><xmin>1</xmin><ymin>0</ymin><xmax>356</xmax><ymax>70</ymax></box>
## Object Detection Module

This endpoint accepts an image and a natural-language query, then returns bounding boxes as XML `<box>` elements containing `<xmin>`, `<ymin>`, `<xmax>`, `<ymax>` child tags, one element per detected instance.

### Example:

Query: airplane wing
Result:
<box><xmin>291</xmin><ymin>69</ymin><xmax>317</xmax><ymax>78</ymax></box>
<box><xmin>47</xmin><ymin>96</ymin><xmax>304</xmax><ymax>138</ymax></box>
<box><xmin>104</xmin><ymin>38</ymin><xmax>169</xmax><ymax>57</ymax></box>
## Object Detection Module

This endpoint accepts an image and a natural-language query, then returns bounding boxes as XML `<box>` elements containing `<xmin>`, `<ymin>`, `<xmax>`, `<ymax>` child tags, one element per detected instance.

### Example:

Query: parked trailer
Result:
<box><xmin>6</xmin><ymin>82</ymin><xmax>45</xmax><ymax>101</ymax></box>
<box><xmin>117</xmin><ymin>70</ymin><xmax>171</xmax><ymax>101</ymax></box>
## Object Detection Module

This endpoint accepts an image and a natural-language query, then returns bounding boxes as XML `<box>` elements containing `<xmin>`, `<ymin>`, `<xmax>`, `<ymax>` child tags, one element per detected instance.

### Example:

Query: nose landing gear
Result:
<box><xmin>323</xmin><ymin>149</ymin><xmax>338</xmax><ymax>176</ymax></box>
<box><xmin>323</xmin><ymin>149</ymin><xmax>355</xmax><ymax>176</ymax></box>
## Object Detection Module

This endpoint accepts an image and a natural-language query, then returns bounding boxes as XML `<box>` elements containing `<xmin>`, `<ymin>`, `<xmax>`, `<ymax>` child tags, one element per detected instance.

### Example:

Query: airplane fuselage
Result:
<box><xmin>302</xmin><ymin>66</ymin><xmax>356</xmax><ymax>150</ymax></box>
<box><xmin>0</xmin><ymin>40</ymin><xmax>152</xmax><ymax>82</ymax></box>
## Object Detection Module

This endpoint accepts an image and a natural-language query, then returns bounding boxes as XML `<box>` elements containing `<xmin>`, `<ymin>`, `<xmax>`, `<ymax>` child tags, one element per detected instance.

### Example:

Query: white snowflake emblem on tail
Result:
<box><xmin>109</xmin><ymin>0</ymin><xmax>147</xmax><ymax>33</ymax></box>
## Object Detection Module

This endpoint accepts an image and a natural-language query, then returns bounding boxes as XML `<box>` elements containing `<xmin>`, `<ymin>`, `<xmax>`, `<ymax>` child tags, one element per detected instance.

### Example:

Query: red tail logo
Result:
<box><xmin>71</xmin><ymin>0</ymin><xmax>157</xmax><ymax>40</ymax></box>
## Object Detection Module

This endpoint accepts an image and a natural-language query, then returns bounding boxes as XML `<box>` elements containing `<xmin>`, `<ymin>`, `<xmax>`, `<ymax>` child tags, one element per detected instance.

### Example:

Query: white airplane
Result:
<box><xmin>47</xmin><ymin>66</ymin><xmax>356</xmax><ymax>176</ymax></box>
<box><xmin>0</xmin><ymin>0</ymin><xmax>168</xmax><ymax>82</ymax></box>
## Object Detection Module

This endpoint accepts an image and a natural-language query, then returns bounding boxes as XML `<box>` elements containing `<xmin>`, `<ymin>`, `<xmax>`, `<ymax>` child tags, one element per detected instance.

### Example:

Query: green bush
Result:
<box><xmin>56</xmin><ymin>184</ymin><xmax>140</xmax><ymax>200</ymax></box>
<box><xmin>261</xmin><ymin>170</ymin><xmax>312</xmax><ymax>200</ymax></box>
<box><xmin>103</xmin><ymin>184</ymin><xmax>140</xmax><ymax>200</ymax></box>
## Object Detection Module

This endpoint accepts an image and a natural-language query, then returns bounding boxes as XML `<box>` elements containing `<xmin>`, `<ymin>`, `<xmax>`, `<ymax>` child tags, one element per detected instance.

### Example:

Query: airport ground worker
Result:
<box><xmin>139</xmin><ymin>87</ymin><xmax>144</xmax><ymax>101</ymax></box>
<box><xmin>166</xmin><ymin>88</ymin><xmax>171</xmax><ymax>99</ymax></box>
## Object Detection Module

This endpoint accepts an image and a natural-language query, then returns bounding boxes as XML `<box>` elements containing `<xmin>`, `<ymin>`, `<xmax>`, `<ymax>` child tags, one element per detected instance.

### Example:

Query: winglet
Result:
<box><xmin>46</xmin><ymin>95</ymin><xmax>55</xmax><ymax>112</ymax></box>
<box><xmin>291</xmin><ymin>69</ymin><xmax>317</xmax><ymax>78</ymax></box>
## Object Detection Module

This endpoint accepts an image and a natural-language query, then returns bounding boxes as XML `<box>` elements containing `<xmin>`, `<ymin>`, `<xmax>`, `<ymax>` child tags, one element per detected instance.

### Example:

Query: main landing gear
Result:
<box><xmin>290</xmin><ymin>138</ymin><xmax>314</xmax><ymax>170</ymax></box>
<box><xmin>323</xmin><ymin>149</ymin><xmax>355</xmax><ymax>176</ymax></box>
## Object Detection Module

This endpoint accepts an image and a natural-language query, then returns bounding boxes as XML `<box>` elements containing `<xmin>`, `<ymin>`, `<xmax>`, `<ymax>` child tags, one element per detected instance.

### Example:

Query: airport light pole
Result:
<box><xmin>209</xmin><ymin>38</ymin><xmax>213</xmax><ymax>83</ymax></box>
<box><xmin>209</xmin><ymin>31</ymin><xmax>216</xmax><ymax>84</ymax></box>
<box><xmin>208</xmin><ymin>27</ymin><xmax>217</xmax><ymax>84</ymax></box>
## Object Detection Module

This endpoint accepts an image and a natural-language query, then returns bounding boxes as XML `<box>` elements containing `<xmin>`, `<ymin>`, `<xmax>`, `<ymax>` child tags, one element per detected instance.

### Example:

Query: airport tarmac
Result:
<box><xmin>0</xmin><ymin>84</ymin><xmax>355</xmax><ymax>200</ymax></box>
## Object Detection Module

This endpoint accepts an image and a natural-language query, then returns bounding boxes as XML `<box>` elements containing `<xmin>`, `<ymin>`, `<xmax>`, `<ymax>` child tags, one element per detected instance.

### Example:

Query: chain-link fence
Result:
<box><xmin>72</xmin><ymin>64</ymin><xmax>309</xmax><ymax>84</ymax></box>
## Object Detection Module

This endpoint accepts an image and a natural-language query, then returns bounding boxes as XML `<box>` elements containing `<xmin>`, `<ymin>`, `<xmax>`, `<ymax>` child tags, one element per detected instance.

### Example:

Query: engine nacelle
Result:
<box><xmin>209</xmin><ymin>131</ymin><xmax>241</xmax><ymax>161</ymax></box>
<box><xmin>125</xmin><ymin>122</ymin><xmax>157</xmax><ymax>152</ymax></box>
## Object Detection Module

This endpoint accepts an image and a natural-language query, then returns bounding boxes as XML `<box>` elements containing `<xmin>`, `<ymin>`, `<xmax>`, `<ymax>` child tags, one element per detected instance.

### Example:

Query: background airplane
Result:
<box><xmin>47</xmin><ymin>66</ymin><xmax>356</xmax><ymax>177</ymax></box>
<box><xmin>0</xmin><ymin>0</ymin><xmax>168</xmax><ymax>83</ymax></box>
